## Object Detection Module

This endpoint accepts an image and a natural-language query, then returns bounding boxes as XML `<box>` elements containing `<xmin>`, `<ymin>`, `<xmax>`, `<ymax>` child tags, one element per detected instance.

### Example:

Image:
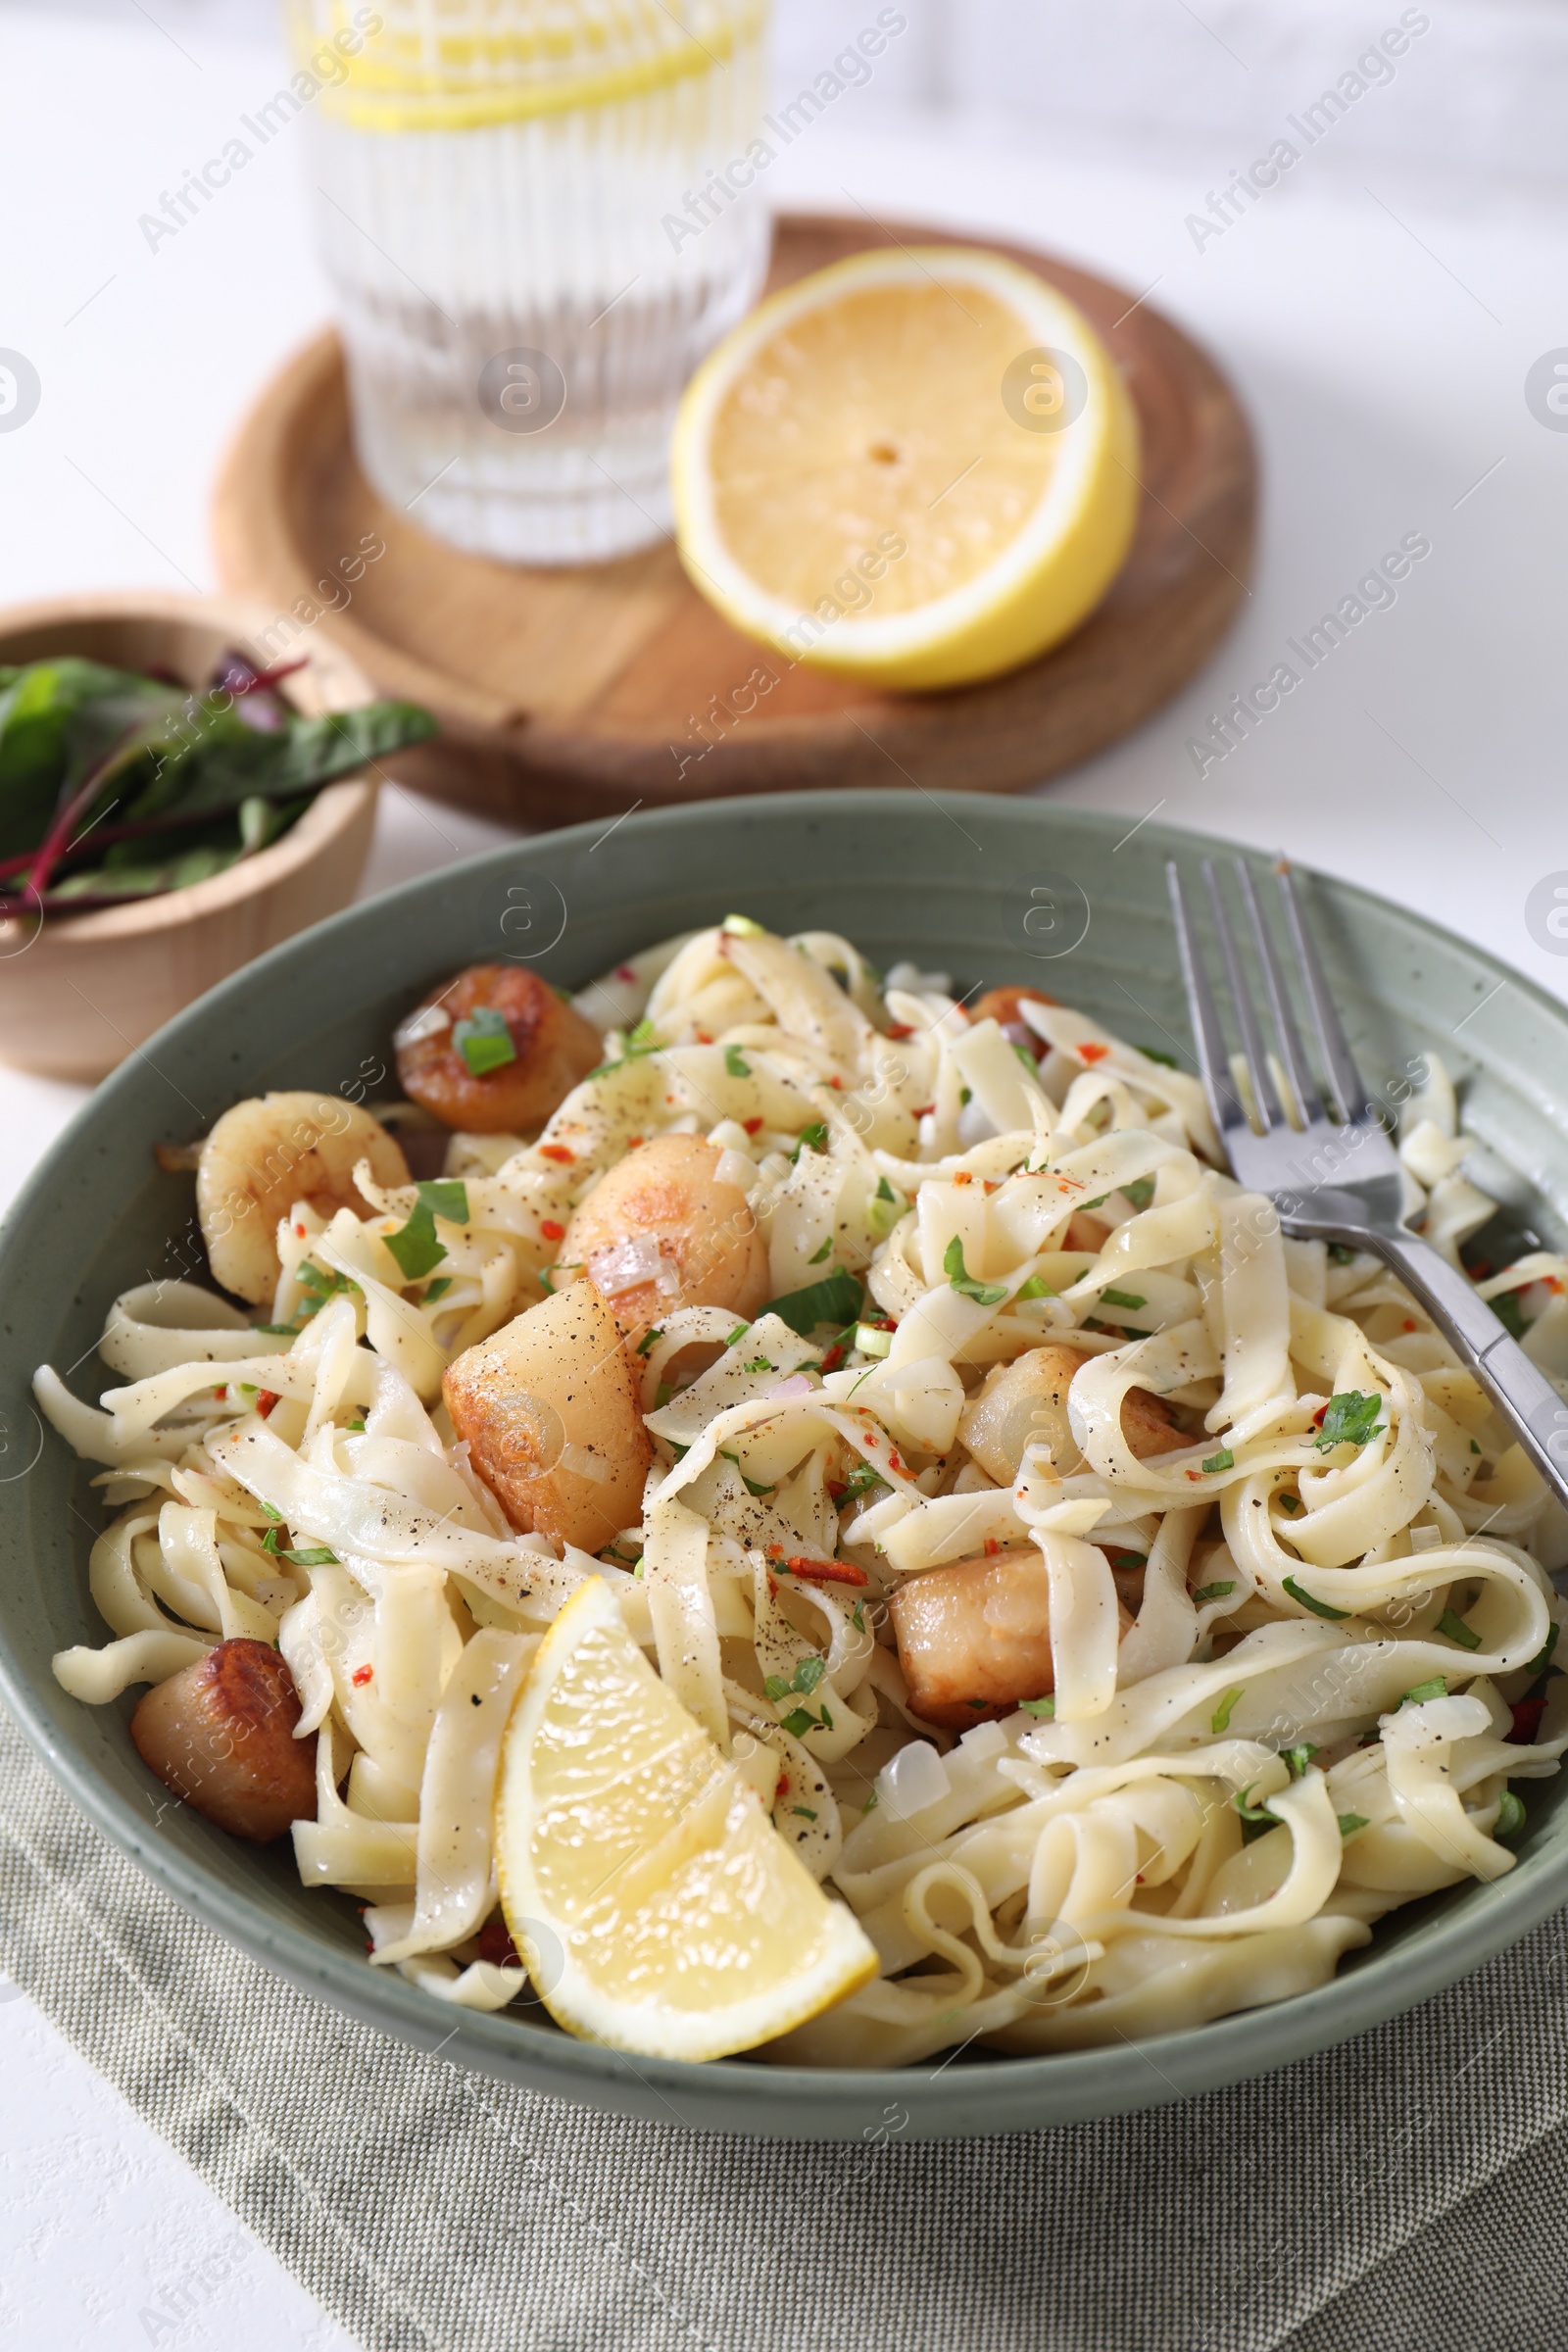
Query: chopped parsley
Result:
<box><xmin>1283</xmin><ymin>1574</ymin><xmax>1351</xmax><ymax>1621</ymax></box>
<box><xmin>1278</xmin><ymin>1493</ymin><xmax>1301</xmax><ymax>1514</ymax></box>
<box><xmin>1202</xmin><ymin>1448</ymin><xmax>1235</xmax><ymax>1475</ymax></box>
<box><xmin>1123</xmin><ymin>1177</ymin><xmax>1157</xmax><ymax>1208</ymax></box>
<box><xmin>944</xmin><ymin>1235</ymin><xmax>1008</xmax><ymax>1307</ymax></box>
<box><xmin>789</xmin><ymin>1805</ymin><xmax>818</xmax><ymax>1822</ymax></box>
<box><xmin>1436</xmin><ymin>1604</ymin><xmax>1483</xmax><ymax>1651</ymax></box>
<box><xmin>451</xmin><ymin>1004</ymin><xmax>516</xmax><ymax>1077</ymax></box>
<box><xmin>1193</xmin><ymin>1581</ymin><xmax>1236</xmax><ymax>1605</ymax></box>
<box><xmin>259</xmin><ymin>1500</ymin><xmax>283</xmax><ymax>1522</ymax></box>
<box><xmin>742</xmin><ymin>1357</ymin><xmax>775</xmax><ymax>1375</ymax></box>
<box><xmin>1210</xmin><ymin>1686</ymin><xmax>1244</xmax><ymax>1734</ymax></box>
<box><xmin>794</xmin><ymin>1121</ymin><xmax>829</xmax><ymax>1159</ymax></box>
<box><xmin>862</xmin><ymin>1788</ymin><xmax>879</xmax><ymax>1812</ymax></box>
<box><xmin>1338</xmin><ymin>1813</ymin><xmax>1370</xmax><ymax>1839</ymax></box>
<box><xmin>1495</xmin><ymin>1789</ymin><xmax>1527</xmax><ymax>1839</ymax></box>
<box><xmin>1018</xmin><ymin>1695</ymin><xmax>1054</xmax><ymax>1719</ymax></box>
<box><xmin>1311</xmin><ymin>1390</ymin><xmax>1384</xmax><ymax>1452</ymax></box>
<box><xmin>808</xmin><ymin>1236</ymin><xmax>833</xmax><ymax>1264</ymax></box>
<box><xmin>1014</xmin><ymin>1273</ymin><xmax>1055</xmax><ymax>1302</ymax></box>
<box><xmin>780</xmin><ymin>1705</ymin><xmax>828</xmax><ymax>1739</ymax></box>
<box><xmin>1283</xmin><ymin>1742</ymin><xmax>1317</xmax><ymax>1778</ymax></box>
<box><xmin>959</xmin><ymin>1086</ymin><xmax>973</xmax><ymax>1107</ymax></box>
<box><xmin>584</xmin><ymin>1015</ymin><xmax>663</xmax><ymax>1080</ymax></box>
<box><xmin>282</xmin><ymin>1544</ymin><xmax>339</xmax><ymax>1567</ymax></box>
<box><xmin>635</xmin><ymin>1326</ymin><xmax>664</xmax><ymax>1355</ymax></box>
<box><xmin>720</xmin><ymin>1450</ymin><xmax>774</xmax><ymax>1498</ymax></box>
<box><xmin>1138</xmin><ymin>1047</ymin><xmax>1179</xmax><ymax>1069</ymax></box>
<box><xmin>1399</xmin><ymin>1676</ymin><xmax>1449</xmax><ymax>1707</ymax></box>
<box><xmin>851</xmin><ymin>1601</ymin><xmax>866</xmax><ymax>1634</ymax></box>
<box><xmin>761</xmin><ymin>1269</ymin><xmax>863</xmax><ymax>1335</ymax></box>
<box><xmin>1010</xmin><ymin>1044</ymin><xmax>1036</xmax><ymax>1075</ymax></box>
<box><xmin>260</xmin><ymin>1524</ymin><xmax>281</xmax><ymax>1554</ymax></box>
<box><xmin>724</xmin><ymin>1045</ymin><xmax>752</xmax><ymax>1079</ymax></box>
<box><xmin>1328</xmin><ymin>1243</ymin><xmax>1357</xmax><ymax>1265</ymax></box>
<box><xmin>345</xmin><ymin>1416</ymin><xmax>366</xmax><ymax>1433</ymax></box>
<box><xmin>422</xmin><ymin>1277</ymin><xmax>453</xmax><ymax>1302</ymax></box>
<box><xmin>1102</xmin><ymin>1287</ymin><xmax>1148</xmax><ymax>1311</ymax></box>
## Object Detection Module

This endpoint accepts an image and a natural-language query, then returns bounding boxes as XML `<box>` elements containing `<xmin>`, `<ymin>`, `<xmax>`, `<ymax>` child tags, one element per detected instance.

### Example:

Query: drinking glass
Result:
<box><xmin>284</xmin><ymin>2</ymin><xmax>771</xmax><ymax>564</ymax></box>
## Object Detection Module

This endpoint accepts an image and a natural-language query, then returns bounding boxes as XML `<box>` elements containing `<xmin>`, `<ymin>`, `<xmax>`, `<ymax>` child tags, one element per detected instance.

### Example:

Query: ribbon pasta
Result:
<box><xmin>35</xmin><ymin>921</ymin><xmax>1568</xmax><ymax>2063</ymax></box>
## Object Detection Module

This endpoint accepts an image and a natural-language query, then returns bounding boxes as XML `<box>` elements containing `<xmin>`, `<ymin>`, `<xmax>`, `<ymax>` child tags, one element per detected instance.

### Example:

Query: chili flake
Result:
<box><xmin>257</xmin><ymin>1392</ymin><xmax>279</xmax><ymax>1418</ymax></box>
<box><xmin>743</xmin><ymin>1116</ymin><xmax>763</xmax><ymax>1135</ymax></box>
<box><xmin>540</xmin><ymin>1219</ymin><xmax>565</xmax><ymax>1242</ymax></box>
<box><xmin>538</xmin><ymin>1144</ymin><xmax>574</xmax><ymax>1165</ymax></box>
<box><xmin>351</xmin><ymin>1664</ymin><xmax>373</xmax><ymax>1687</ymax></box>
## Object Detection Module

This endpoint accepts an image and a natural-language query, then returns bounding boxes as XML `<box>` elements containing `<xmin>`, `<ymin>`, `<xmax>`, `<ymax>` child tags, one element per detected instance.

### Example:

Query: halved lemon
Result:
<box><xmin>670</xmin><ymin>245</ymin><xmax>1141</xmax><ymax>691</ymax></box>
<box><xmin>495</xmin><ymin>1578</ymin><xmax>876</xmax><ymax>2062</ymax></box>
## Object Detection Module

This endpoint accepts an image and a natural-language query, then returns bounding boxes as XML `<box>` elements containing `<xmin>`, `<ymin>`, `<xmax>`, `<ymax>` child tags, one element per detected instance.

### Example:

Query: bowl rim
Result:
<box><xmin>4</xmin><ymin>784</ymin><xmax>1566</xmax><ymax>2138</ymax></box>
<box><xmin>0</xmin><ymin>590</ymin><xmax>377</xmax><ymax>945</ymax></box>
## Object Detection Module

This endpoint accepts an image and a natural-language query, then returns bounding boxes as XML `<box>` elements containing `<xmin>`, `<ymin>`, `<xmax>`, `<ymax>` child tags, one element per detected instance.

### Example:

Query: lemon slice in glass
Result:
<box><xmin>671</xmin><ymin>244</ymin><xmax>1141</xmax><ymax>690</ymax></box>
<box><xmin>495</xmin><ymin>1578</ymin><xmax>876</xmax><ymax>2062</ymax></box>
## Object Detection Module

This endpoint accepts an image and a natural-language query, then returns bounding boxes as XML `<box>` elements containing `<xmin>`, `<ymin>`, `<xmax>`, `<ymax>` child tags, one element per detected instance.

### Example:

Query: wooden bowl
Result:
<box><xmin>0</xmin><ymin>592</ymin><xmax>382</xmax><ymax>1083</ymax></box>
<box><xmin>212</xmin><ymin>212</ymin><xmax>1256</xmax><ymax>830</ymax></box>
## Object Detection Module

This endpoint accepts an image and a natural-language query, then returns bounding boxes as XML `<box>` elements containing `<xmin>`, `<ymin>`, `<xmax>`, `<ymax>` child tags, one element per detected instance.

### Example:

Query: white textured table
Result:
<box><xmin>2</xmin><ymin>2</ymin><xmax>1565</xmax><ymax>2343</ymax></box>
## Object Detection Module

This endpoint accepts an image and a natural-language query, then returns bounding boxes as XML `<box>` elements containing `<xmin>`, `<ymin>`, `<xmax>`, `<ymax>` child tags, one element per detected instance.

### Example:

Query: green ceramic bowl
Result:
<box><xmin>3</xmin><ymin>791</ymin><xmax>1566</xmax><ymax>2141</ymax></box>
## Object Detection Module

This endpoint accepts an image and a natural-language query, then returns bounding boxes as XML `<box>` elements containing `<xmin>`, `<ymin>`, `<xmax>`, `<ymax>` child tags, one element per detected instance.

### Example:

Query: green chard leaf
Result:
<box><xmin>761</xmin><ymin>1269</ymin><xmax>863</xmax><ymax>1335</ymax></box>
<box><xmin>1311</xmin><ymin>1390</ymin><xmax>1384</xmax><ymax>1452</ymax></box>
<box><xmin>944</xmin><ymin>1235</ymin><xmax>1008</xmax><ymax>1307</ymax></box>
<box><xmin>1283</xmin><ymin>1574</ymin><xmax>1352</xmax><ymax>1621</ymax></box>
<box><xmin>1436</xmin><ymin>1604</ymin><xmax>1483</xmax><ymax>1651</ymax></box>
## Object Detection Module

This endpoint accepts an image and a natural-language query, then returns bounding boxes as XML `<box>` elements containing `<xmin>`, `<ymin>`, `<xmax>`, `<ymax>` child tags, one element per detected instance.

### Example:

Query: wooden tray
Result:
<box><xmin>212</xmin><ymin>214</ymin><xmax>1255</xmax><ymax>829</ymax></box>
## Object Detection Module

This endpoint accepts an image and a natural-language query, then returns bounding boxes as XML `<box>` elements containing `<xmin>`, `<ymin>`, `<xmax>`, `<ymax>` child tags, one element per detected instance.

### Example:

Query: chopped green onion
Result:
<box><xmin>1122</xmin><ymin>1177</ymin><xmax>1156</xmax><ymax>1208</ymax></box>
<box><xmin>853</xmin><ymin>1323</ymin><xmax>892</xmax><ymax>1358</ymax></box>
<box><xmin>862</xmin><ymin>1789</ymin><xmax>879</xmax><ymax>1812</ymax></box>
<box><xmin>259</xmin><ymin>1500</ymin><xmax>283</xmax><ymax>1522</ymax></box>
<box><xmin>1338</xmin><ymin>1812</ymin><xmax>1370</xmax><ymax>1838</ymax></box>
<box><xmin>1493</xmin><ymin>1290</ymin><xmax>1530</xmax><ymax>1341</ymax></box>
<box><xmin>867</xmin><ymin>1175</ymin><xmax>906</xmax><ymax>1240</ymax></box>
<box><xmin>779</xmin><ymin>1707</ymin><xmax>820</xmax><ymax>1739</ymax></box>
<box><xmin>1193</xmin><ymin>1581</ymin><xmax>1236</xmax><ymax>1605</ymax></box>
<box><xmin>1202</xmin><ymin>1448</ymin><xmax>1235</xmax><ymax>1475</ymax></box>
<box><xmin>1283</xmin><ymin>1743</ymin><xmax>1317</xmax><ymax>1778</ymax></box>
<box><xmin>1102</xmin><ymin>1287</ymin><xmax>1148</xmax><ymax>1311</ymax></box>
<box><xmin>808</xmin><ymin>1236</ymin><xmax>833</xmax><ymax>1264</ymax></box>
<box><xmin>789</xmin><ymin>1806</ymin><xmax>818</xmax><ymax>1822</ymax></box>
<box><xmin>794</xmin><ymin>1121</ymin><xmax>829</xmax><ymax>1159</ymax></box>
<box><xmin>1494</xmin><ymin>1788</ymin><xmax>1527</xmax><ymax>1839</ymax></box>
<box><xmin>1018</xmin><ymin>1695</ymin><xmax>1054</xmax><ymax>1719</ymax></box>
<box><xmin>422</xmin><ymin>1277</ymin><xmax>453</xmax><ymax>1302</ymax></box>
<box><xmin>1210</xmin><ymin>1686</ymin><xmax>1244</xmax><ymax>1734</ymax></box>
<box><xmin>721</xmin><ymin>912</ymin><xmax>763</xmax><ymax>936</ymax></box>
<box><xmin>1398</xmin><ymin>1677</ymin><xmax>1448</xmax><ymax>1708</ymax></box>
<box><xmin>1013</xmin><ymin>1273</ymin><xmax>1055</xmax><ymax>1302</ymax></box>
<box><xmin>282</xmin><ymin>1545</ymin><xmax>339</xmax><ymax>1567</ymax></box>
<box><xmin>452</xmin><ymin>1004</ymin><xmax>516</xmax><ymax>1076</ymax></box>
<box><xmin>636</xmin><ymin>1326</ymin><xmax>664</xmax><ymax>1355</ymax></box>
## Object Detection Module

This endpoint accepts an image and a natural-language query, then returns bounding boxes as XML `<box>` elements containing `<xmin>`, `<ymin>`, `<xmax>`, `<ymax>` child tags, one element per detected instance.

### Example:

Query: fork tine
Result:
<box><xmin>1201</xmin><ymin>858</ymin><xmax>1284</xmax><ymax>1129</ymax></box>
<box><xmin>1166</xmin><ymin>862</ymin><xmax>1248</xmax><ymax>1136</ymax></box>
<box><xmin>1276</xmin><ymin>864</ymin><xmax>1371</xmax><ymax>1122</ymax></box>
<box><xmin>1232</xmin><ymin>858</ymin><xmax>1324</xmax><ymax>1126</ymax></box>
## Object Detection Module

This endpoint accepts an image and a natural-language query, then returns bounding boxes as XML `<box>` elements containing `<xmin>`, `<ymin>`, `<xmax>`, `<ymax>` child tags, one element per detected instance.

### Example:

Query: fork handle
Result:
<box><xmin>1367</xmin><ymin>1228</ymin><xmax>1568</xmax><ymax>1513</ymax></box>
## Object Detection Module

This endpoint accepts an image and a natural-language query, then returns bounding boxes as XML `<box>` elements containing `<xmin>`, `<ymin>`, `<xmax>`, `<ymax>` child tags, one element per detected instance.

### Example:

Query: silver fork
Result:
<box><xmin>1167</xmin><ymin>854</ymin><xmax>1568</xmax><ymax>1511</ymax></box>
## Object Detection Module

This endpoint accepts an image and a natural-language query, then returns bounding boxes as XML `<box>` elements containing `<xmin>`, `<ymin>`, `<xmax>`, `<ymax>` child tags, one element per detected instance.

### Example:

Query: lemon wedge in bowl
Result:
<box><xmin>670</xmin><ymin>244</ymin><xmax>1141</xmax><ymax>691</ymax></box>
<box><xmin>495</xmin><ymin>1578</ymin><xmax>877</xmax><ymax>2063</ymax></box>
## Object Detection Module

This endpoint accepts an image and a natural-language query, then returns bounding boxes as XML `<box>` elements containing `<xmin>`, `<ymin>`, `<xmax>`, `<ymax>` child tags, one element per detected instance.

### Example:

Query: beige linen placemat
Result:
<box><xmin>2</xmin><ymin>1697</ymin><xmax>1565</xmax><ymax>2352</ymax></box>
